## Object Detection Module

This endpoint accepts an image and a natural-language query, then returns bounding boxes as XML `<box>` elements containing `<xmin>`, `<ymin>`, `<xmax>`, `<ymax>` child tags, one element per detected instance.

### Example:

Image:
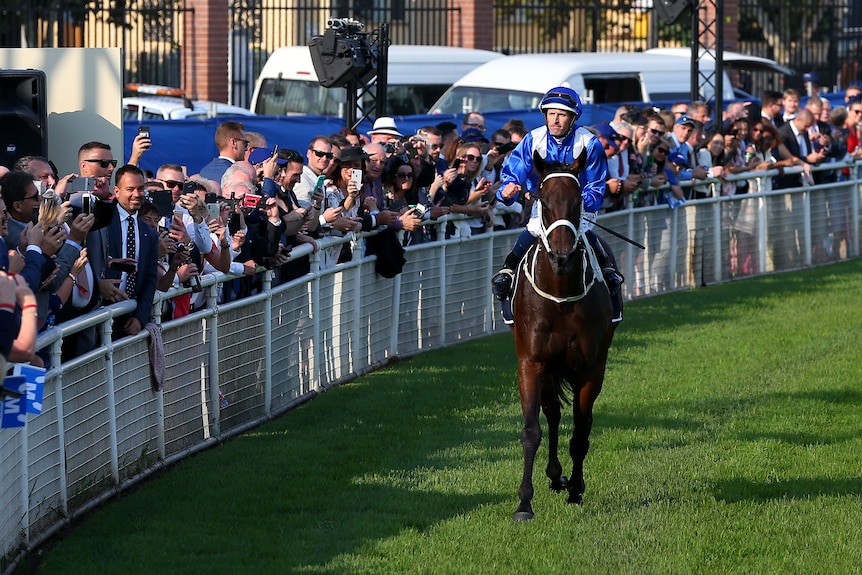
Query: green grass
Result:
<box><xmin>29</xmin><ymin>262</ymin><xmax>862</xmax><ymax>575</ymax></box>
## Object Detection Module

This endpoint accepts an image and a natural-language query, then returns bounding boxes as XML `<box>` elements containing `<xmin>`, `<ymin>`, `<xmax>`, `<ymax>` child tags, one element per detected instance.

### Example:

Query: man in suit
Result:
<box><xmin>776</xmin><ymin>109</ymin><xmax>824</xmax><ymax>189</ymax></box>
<box><xmin>199</xmin><ymin>121</ymin><xmax>249</xmax><ymax>184</ymax></box>
<box><xmin>88</xmin><ymin>165</ymin><xmax>159</xmax><ymax>337</ymax></box>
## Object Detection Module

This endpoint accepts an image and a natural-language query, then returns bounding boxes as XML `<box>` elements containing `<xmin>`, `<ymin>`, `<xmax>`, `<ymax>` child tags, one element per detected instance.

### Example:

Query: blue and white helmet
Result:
<box><xmin>539</xmin><ymin>86</ymin><xmax>582</xmax><ymax>120</ymax></box>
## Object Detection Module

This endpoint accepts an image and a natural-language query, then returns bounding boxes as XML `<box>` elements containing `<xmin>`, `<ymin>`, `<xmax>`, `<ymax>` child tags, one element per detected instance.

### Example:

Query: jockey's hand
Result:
<box><xmin>501</xmin><ymin>182</ymin><xmax>521</xmax><ymax>200</ymax></box>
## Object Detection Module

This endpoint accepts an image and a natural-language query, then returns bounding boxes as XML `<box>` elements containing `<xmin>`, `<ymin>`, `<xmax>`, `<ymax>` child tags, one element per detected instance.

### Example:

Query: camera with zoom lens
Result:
<box><xmin>326</xmin><ymin>17</ymin><xmax>363</xmax><ymax>33</ymax></box>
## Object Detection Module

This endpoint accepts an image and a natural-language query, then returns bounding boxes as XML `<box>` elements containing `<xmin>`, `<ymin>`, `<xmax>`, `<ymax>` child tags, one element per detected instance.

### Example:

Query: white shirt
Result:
<box><xmin>116</xmin><ymin>204</ymin><xmax>139</xmax><ymax>292</ymax></box>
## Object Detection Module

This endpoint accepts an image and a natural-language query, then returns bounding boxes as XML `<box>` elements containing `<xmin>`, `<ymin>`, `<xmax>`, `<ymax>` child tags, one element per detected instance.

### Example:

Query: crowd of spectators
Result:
<box><xmin>2</xmin><ymin>87</ymin><xmax>862</xmax><ymax>374</ymax></box>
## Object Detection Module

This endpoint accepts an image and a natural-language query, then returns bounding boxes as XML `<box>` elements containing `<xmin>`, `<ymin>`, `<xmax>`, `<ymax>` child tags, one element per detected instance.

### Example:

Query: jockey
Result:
<box><xmin>490</xmin><ymin>85</ymin><xmax>624</xmax><ymax>323</ymax></box>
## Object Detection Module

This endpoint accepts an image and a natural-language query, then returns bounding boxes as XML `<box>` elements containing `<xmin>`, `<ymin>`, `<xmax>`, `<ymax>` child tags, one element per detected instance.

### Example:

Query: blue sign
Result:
<box><xmin>13</xmin><ymin>364</ymin><xmax>46</xmax><ymax>414</ymax></box>
<box><xmin>1</xmin><ymin>375</ymin><xmax>27</xmax><ymax>428</ymax></box>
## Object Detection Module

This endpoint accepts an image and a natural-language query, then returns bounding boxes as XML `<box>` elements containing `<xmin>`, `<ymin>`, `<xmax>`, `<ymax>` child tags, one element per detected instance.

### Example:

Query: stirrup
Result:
<box><xmin>491</xmin><ymin>268</ymin><xmax>515</xmax><ymax>301</ymax></box>
<box><xmin>501</xmin><ymin>299</ymin><xmax>514</xmax><ymax>325</ymax></box>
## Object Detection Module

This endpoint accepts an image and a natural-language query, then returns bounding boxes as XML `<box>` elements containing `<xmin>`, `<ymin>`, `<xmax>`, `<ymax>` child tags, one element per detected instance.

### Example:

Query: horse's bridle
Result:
<box><xmin>536</xmin><ymin>172</ymin><xmax>585</xmax><ymax>255</ymax></box>
<box><xmin>522</xmin><ymin>172</ymin><xmax>604</xmax><ymax>304</ymax></box>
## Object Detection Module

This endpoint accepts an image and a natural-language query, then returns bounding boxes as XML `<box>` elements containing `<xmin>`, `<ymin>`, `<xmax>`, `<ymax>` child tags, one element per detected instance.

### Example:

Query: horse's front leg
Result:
<box><xmin>568</xmin><ymin>378</ymin><xmax>603</xmax><ymax>506</ymax></box>
<box><xmin>514</xmin><ymin>360</ymin><xmax>547</xmax><ymax>522</ymax></box>
<box><xmin>541</xmin><ymin>378</ymin><xmax>567</xmax><ymax>493</ymax></box>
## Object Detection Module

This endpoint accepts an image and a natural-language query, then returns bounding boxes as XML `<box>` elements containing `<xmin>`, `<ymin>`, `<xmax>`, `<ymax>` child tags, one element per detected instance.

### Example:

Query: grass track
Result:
<box><xmin>29</xmin><ymin>261</ymin><xmax>862</xmax><ymax>575</ymax></box>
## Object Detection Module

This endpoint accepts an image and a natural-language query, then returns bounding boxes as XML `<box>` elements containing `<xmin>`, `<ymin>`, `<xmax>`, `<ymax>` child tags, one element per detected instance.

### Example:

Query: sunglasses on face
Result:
<box><xmin>83</xmin><ymin>159</ymin><xmax>118</xmax><ymax>168</ymax></box>
<box><xmin>464</xmin><ymin>154</ymin><xmax>481</xmax><ymax>162</ymax></box>
<box><xmin>751</xmin><ymin>128</ymin><xmax>763</xmax><ymax>133</ymax></box>
<box><xmin>311</xmin><ymin>149</ymin><xmax>334</xmax><ymax>159</ymax></box>
<box><xmin>655</xmin><ymin>148</ymin><xmax>669</xmax><ymax>154</ymax></box>
<box><xmin>163</xmin><ymin>180</ymin><xmax>183</xmax><ymax>189</ymax></box>
<box><xmin>232</xmin><ymin>138</ymin><xmax>250</xmax><ymax>147</ymax></box>
<box><xmin>650</xmin><ymin>128</ymin><xmax>664</xmax><ymax>136</ymax></box>
<box><xmin>396</xmin><ymin>172</ymin><xmax>414</xmax><ymax>179</ymax></box>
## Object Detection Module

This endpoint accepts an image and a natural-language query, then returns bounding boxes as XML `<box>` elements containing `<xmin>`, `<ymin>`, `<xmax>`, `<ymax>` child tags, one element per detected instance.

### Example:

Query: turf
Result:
<box><xmin>28</xmin><ymin>260</ymin><xmax>862</xmax><ymax>575</ymax></box>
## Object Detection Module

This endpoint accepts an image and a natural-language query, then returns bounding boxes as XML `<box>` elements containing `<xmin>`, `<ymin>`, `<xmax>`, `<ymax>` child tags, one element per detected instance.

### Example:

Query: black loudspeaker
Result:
<box><xmin>0</xmin><ymin>70</ymin><xmax>47</xmax><ymax>170</ymax></box>
<box><xmin>309</xmin><ymin>29</ymin><xmax>375</xmax><ymax>89</ymax></box>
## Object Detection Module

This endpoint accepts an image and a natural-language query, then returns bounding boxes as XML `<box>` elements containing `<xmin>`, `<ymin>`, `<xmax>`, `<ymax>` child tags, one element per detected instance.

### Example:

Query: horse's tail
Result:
<box><xmin>555</xmin><ymin>378</ymin><xmax>574</xmax><ymax>407</ymax></box>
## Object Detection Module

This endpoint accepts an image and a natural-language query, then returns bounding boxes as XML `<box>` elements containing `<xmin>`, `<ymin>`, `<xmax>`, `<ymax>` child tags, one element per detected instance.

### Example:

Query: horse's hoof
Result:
<box><xmin>549</xmin><ymin>475</ymin><xmax>569</xmax><ymax>493</ymax></box>
<box><xmin>512</xmin><ymin>511</ymin><xmax>535</xmax><ymax>522</ymax></box>
<box><xmin>566</xmin><ymin>492</ymin><xmax>584</xmax><ymax>506</ymax></box>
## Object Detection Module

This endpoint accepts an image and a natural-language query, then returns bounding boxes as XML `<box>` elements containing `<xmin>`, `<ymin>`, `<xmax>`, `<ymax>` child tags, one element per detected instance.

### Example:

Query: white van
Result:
<box><xmin>251</xmin><ymin>45</ymin><xmax>505</xmax><ymax>117</ymax></box>
<box><xmin>429</xmin><ymin>52</ymin><xmax>738</xmax><ymax>115</ymax></box>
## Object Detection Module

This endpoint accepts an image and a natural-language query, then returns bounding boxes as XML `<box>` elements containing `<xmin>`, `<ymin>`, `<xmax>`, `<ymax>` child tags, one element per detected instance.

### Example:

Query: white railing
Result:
<box><xmin>1</xmin><ymin>160</ymin><xmax>860</xmax><ymax>573</ymax></box>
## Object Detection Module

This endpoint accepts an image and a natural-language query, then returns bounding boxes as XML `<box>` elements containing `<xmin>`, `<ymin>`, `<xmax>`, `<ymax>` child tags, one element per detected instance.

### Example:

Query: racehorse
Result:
<box><xmin>509</xmin><ymin>151</ymin><xmax>617</xmax><ymax>522</ymax></box>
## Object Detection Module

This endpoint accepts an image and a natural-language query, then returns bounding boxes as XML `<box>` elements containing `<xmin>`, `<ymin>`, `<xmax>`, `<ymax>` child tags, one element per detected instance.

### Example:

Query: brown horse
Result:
<box><xmin>510</xmin><ymin>152</ymin><xmax>617</xmax><ymax>522</ymax></box>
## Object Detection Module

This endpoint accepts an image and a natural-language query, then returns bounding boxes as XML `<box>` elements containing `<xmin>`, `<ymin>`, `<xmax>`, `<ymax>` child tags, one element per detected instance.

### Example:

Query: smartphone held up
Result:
<box><xmin>350</xmin><ymin>169</ymin><xmax>363</xmax><ymax>190</ymax></box>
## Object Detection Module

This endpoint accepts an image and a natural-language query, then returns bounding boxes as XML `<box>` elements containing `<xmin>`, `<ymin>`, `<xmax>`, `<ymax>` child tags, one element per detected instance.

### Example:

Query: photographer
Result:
<box><xmin>382</xmin><ymin>158</ymin><xmax>449</xmax><ymax>246</ymax></box>
<box><xmin>367</xmin><ymin>117</ymin><xmax>403</xmax><ymax>148</ymax></box>
<box><xmin>292</xmin><ymin>136</ymin><xmax>334</xmax><ymax>208</ymax></box>
<box><xmin>439</xmin><ymin>142</ymin><xmax>494</xmax><ymax>237</ymax></box>
<box><xmin>355</xmin><ymin>144</ymin><xmax>422</xmax><ymax>234</ymax></box>
<box><xmin>255</xmin><ymin>148</ymin><xmax>320</xmax><ymax>282</ymax></box>
<box><xmin>1</xmin><ymin>170</ymin><xmax>94</xmax><ymax>330</ymax></box>
<box><xmin>138</xmin><ymin>202</ymin><xmax>193</xmax><ymax>319</ymax></box>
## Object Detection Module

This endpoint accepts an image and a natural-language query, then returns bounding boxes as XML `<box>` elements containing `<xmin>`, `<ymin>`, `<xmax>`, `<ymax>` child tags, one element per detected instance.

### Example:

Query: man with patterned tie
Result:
<box><xmin>94</xmin><ymin>165</ymin><xmax>159</xmax><ymax>337</ymax></box>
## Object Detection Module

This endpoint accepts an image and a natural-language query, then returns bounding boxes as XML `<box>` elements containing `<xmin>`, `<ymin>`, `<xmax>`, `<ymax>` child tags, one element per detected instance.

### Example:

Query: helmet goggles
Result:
<box><xmin>540</xmin><ymin>87</ymin><xmax>582</xmax><ymax>119</ymax></box>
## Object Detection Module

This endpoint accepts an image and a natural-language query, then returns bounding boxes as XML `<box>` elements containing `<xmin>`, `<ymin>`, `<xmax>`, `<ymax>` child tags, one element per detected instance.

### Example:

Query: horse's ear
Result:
<box><xmin>569</xmin><ymin>148</ymin><xmax>588</xmax><ymax>173</ymax></box>
<box><xmin>533</xmin><ymin>150</ymin><xmax>546</xmax><ymax>176</ymax></box>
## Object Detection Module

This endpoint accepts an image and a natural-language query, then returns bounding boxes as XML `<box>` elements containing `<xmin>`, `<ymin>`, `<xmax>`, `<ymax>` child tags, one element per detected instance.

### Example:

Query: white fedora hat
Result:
<box><xmin>368</xmin><ymin>116</ymin><xmax>403</xmax><ymax>137</ymax></box>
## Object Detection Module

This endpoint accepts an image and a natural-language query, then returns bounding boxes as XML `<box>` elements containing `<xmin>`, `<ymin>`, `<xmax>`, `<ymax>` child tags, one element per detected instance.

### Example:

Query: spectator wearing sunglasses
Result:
<box><xmin>350</xmin><ymin>143</ymin><xmax>421</xmax><ymax>236</ymax></box>
<box><xmin>491</xmin><ymin>86</ymin><xmax>625</xmax><ymax>324</ymax></box>
<box><xmin>243</xmin><ymin>132</ymin><xmax>268</xmax><ymax>163</ymax></box>
<box><xmin>77</xmin><ymin>141</ymin><xmax>117</xmax><ymax>201</ymax></box>
<box><xmin>636</xmin><ymin>114</ymin><xmax>667</xmax><ymax>156</ymax></box>
<box><xmin>367</xmin><ymin>116</ymin><xmax>403</xmax><ymax>145</ymax></box>
<box><xmin>461</xmin><ymin>112</ymin><xmax>486</xmax><ymax>136</ymax></box>
<box><xmin>199</xmin><ymin>121</ymin><xmax>249</xmax><ymax>185</ymax></box>
<box><xmin>416</xmin><ymin>126</ymin><xmax>446</xmax><ymax>174</ymax></box>
<box><xmin>436</xmin><ymin>141</ymin><xmax>490</xmax><ymax>238</ymax></box>
<box><xmin>761</xmin><ymin>90</ymin><xmax>784</xmax><ymax>128</ymax></box>
<box><xmin>293</xmin><ymin>136</ymin><xmax>334</xmax><ymax>209</ymax></box>
<box><xmin>156</xmin><ymin>164</ymin><xmax>186</xmax><ymax>204</ymax></box>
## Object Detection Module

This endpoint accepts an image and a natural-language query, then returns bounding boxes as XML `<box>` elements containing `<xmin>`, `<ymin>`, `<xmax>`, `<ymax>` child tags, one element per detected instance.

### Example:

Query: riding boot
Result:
<box><xmin>491</xmin><ymin>229</ymin><xmax>534</xmax><ymax>302</ymax></box>
<box><xmin>586</xmin><ymin>230</ymin><xmax>624</xmax><ymax>323</ymax></box>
